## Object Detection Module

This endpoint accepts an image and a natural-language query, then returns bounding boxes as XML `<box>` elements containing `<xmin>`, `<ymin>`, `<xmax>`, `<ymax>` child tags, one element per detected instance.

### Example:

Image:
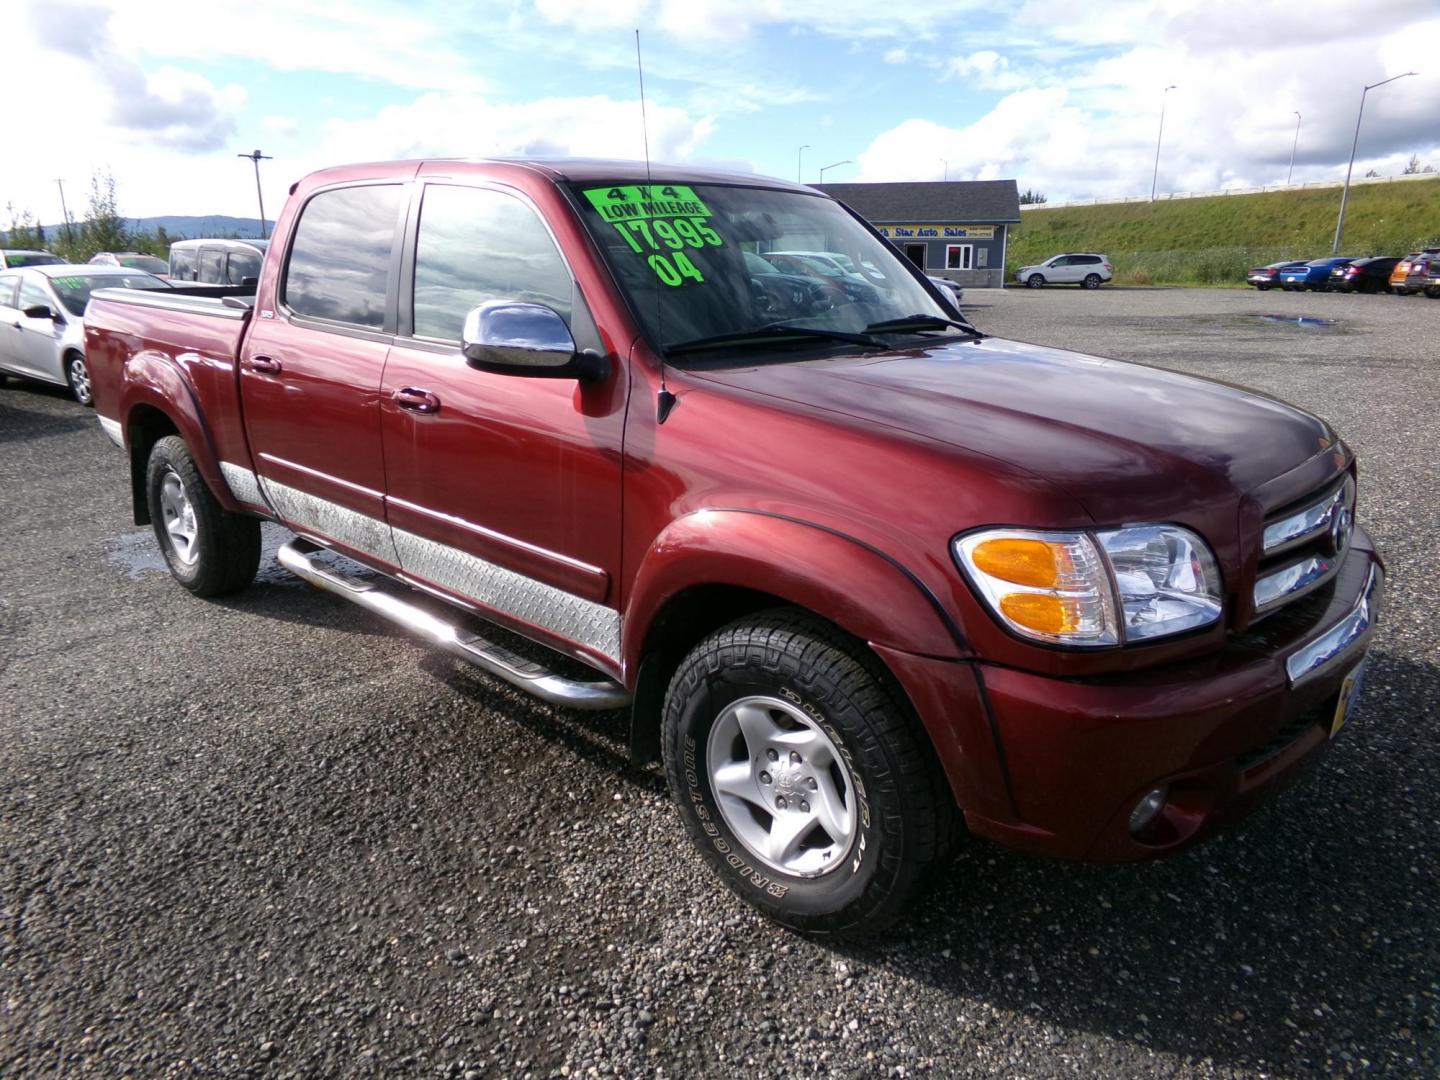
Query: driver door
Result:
<box><xmin>11</xmin><ymin>275</ymin><xmax>64</xmax><ymax>381</ymax></box>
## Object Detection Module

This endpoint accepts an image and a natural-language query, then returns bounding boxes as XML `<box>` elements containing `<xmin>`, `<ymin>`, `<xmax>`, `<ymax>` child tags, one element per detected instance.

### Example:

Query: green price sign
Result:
<box><xmin>583</xmin><ymin>185</ymin><xmax>723</xmax><ymax>288</ymax></box>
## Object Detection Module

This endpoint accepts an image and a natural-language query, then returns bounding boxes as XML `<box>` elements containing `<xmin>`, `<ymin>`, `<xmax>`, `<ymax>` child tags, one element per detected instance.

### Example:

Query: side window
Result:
<box><xmin>227</xmin><ymin>247</ymin><xmax>262</xmax><ymax>284</ymax></box>
<box><xmin>1050</xmin><ymin>256</ymin><xmax>1071</xmax><ymax>267</ymax></box>
<box><xmin>284</xmin><ymin>185</ymin><xmax>401</xmax><ymax>329</ymax></box>
<box><xmin>199</xmin><ymin>247</ymin><xmax>226</xmax><ymax>283</ymax></box>
<box><xmin>170</xmin><ymin>248</ymin><xmax>196</xmax><ymax>280</ymax></box>
<box><xmin>0</xmin><ymin>275</ymin><xmax>18</xmax><ymax>308</ymax></box>
<box><xmin>18</xmin><ymin>278</ymin><xmax>52</xmax><ymax>312</ymax></box>
<box><xmin>412</xmin><ymin>184</ymin><xmax>573</xmax><ymax>342</ymax></box>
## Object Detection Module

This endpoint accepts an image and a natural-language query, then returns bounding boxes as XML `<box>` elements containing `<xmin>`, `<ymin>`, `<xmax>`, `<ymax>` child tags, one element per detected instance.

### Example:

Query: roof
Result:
<box><xmin>170</xmin><ymin>237</ymin><xmax>268</xmax><ymax>251</ymax></box>
<box><xmin>301</xmin><ymin>158</ymin><xmax>815</xmax><ymax>195</ymax></box>
<box><xmin>813</xmin><ymin>180</ymin><xmax>1021</xmax><ymax>224</ymax></box>
<box><xmin>28</xmin><ymin>264</ymin><xmax>156</xmax><ymax>277</ymax></box>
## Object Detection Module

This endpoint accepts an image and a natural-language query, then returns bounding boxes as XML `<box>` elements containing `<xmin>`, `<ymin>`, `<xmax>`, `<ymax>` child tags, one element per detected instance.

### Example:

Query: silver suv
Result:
<box><xmin>1014</xmin><ymin>253</ymin><xmax>1113</xmax><ymax>289</ymax></box>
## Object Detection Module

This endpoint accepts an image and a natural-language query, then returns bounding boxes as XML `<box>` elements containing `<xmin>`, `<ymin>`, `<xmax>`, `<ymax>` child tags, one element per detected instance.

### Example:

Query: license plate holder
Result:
<box><xmin>1330</xmin><ymin>659</ymin><xmax>1368</xmax><ymax>738</ymax></box>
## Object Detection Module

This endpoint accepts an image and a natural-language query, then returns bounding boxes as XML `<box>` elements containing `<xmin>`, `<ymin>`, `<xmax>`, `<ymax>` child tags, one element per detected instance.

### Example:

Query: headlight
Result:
<box><xmin>954</xmin><ymin>525</ymin><xmax>1222</xmax><ymax>647</ymax></box>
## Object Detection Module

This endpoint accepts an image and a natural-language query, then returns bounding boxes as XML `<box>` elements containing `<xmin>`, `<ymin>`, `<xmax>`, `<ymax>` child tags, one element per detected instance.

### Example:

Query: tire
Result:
<box><xmin>662</xmin><ymin>610</ymin><xmax>956</xmax><ymax>937</ymax></box>
<box><xmin>1255</xmin><ymin>284</ymin><xmax>1271</xmax><ymax>291</ymax></box>
<box><xmin>145</xmin><ymin>435</ymin><xmax>261</xmax><ymax>597</ymax></box>
<box><xmin>1425</xmin><ymin>286</ymin><xmax>1440</xmax><ymax>299</ymax></box>
<box><xmin>1025</xmin><ymin>274</ymin><xmax>1045</xmax><ymax>288</ymax></box>
<box><xmin>65</xmin><ymin>351</ymin><xmax>93</xmax><ymax>407</ymax></box>
<box><xmin>1082</xmin><ymin>274</ymin><xmax>1102</xmax><ymax>289</ymax></box>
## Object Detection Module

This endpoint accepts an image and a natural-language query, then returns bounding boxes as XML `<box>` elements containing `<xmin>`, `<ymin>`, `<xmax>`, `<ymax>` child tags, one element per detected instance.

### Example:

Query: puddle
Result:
<box><xmin>1252</xmin><ymin>313</ymin><xmax>1342</xmax><ymax>330</ymax></box>
<box><xmin>105</xmin><ymin>522</ymin><xmax>377</xmax><ymax>586</ymax></box>
<box><xmin>1166</xmin><ymin>313</ymin><xmax>1351</xmax><ymax>334</ymax></box>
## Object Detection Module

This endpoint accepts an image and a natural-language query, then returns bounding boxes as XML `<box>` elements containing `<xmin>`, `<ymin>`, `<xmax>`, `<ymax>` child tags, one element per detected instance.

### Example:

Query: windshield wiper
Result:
<box><xmin>863</xmin><ymin>314</ymin><xmax>983</xmax><ymax>338</ymax></box>
<box><xmin>665</xmin><ymin>322</ymin><xmax>889</xmax><ymax>357</ymax></box>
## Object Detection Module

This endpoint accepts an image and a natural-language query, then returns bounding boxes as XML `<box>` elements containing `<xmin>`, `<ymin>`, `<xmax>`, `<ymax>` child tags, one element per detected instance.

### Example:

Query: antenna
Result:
<box><xmin>636</xmin><ymin>28</ymin><xmax>677</xmax><ymax>423</ymax></box>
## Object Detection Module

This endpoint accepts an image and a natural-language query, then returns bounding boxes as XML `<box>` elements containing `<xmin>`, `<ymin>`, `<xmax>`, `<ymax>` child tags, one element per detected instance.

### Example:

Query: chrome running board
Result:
<box><xmin>277</xmin><ymin>538</ymin><xmax>631</xmax><ymax>711</ymax></box>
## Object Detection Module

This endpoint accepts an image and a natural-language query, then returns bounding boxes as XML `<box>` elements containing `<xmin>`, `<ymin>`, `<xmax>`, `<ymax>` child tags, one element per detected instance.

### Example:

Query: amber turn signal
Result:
<box><xmin>971</xmin><ymin>538</ymin><xmax>1060</xmax><ymax>588</ymax></box>
<box><xmin>998</xmin><ymin>592</ymin><xmax>1078</xmax><ymax>635</ymax></box>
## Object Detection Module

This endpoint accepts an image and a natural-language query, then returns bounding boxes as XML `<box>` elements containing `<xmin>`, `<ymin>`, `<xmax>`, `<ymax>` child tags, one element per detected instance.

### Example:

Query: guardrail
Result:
<box><xmin>1020</xmin><ymin>171</ymin><xmax>1438</xmax><ymax>211</ymax></box>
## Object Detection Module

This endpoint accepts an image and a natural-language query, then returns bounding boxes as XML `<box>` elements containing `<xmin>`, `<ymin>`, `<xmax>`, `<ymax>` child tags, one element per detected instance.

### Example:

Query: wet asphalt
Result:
<box><xmin>1</xmin><ymin>286</ymin><xmax>1437</xmax><ymax>1077</ymax></box>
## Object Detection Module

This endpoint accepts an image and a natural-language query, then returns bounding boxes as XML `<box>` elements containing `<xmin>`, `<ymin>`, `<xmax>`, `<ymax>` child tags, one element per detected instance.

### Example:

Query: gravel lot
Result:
<box><xmin>2</xmin><ymin>287</ymin><xmax>1437</xmax><ymax>1077</ymax></box>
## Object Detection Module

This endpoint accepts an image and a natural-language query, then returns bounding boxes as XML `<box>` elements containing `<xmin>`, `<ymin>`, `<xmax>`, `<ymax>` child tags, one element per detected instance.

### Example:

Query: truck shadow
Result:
<box><xmin>0</xmin><ymin>390</ymin><xmax>94</xmax><ymax>444</ymax></box>
<box><xmin>838</xmin><ymin>644</ymin><xmax>1436</xmax><ymax>1073</ymax></box>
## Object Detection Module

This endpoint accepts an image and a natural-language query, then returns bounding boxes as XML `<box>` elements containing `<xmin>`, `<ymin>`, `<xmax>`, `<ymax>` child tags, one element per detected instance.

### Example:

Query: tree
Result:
<box><xmin>1363</xmin><ymin>168</ymin><xmax>1380</xmax><ymax>178</ymax></box>
<box><xmin>4</xmin><ymin>203</ymin><xmax>45</xmax><ymax>249</ymax></box>
<box><xmin>1018</xmin><ymin>188</ymin><xmax>1048</xmax><ymax>205</ymax></box>
<box><xmin>78</xmin><ymin>170</ymin><xmax>129</xmax><ymax>258</ymax></box>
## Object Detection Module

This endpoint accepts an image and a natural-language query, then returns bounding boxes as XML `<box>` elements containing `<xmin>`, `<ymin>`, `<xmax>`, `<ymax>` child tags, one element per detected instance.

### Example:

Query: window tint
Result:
<box><xmin>200</xmin><ymin>248</ymin><xmax>226</xmax><ymax>283</ymax></box>
<box><xmin>285</xmin><ymin>185</ymin><xmax>401</xmax><ymax>328</ymax></box>
<box><xmin>412</xmin><ymin>185</ymin><xmax>572</xmax><ymax>342</ymax></box>
<box><xmin>227</xmin><ymin>247</ymin><xmax>262</xmax><ymax>284</ymax></box>
<box><xmin>170</xmin><ymin>248</ymin><xmax>196</xmax><ymax>280</ymax></box>
<box><xmin>1078</xmin><ymin>255</ymin><xmax>1101</xmax><ymax>265</ymax></box>
<box><xmin>19</xmin><ymin>278</ymin><xmax>52</xmax><ymax>312</ymax></box>
<box><xmin>0</xmin><ymin>275</ymin><xmax>18</xmax><ymax>307</ymax></box>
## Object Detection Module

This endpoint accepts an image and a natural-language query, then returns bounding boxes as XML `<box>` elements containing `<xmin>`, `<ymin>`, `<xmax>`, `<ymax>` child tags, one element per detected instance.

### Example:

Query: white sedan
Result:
<box><xmin>0</xmin><ymin>264</ymin><xmax>171</xmax><ymax>405</ymax></box>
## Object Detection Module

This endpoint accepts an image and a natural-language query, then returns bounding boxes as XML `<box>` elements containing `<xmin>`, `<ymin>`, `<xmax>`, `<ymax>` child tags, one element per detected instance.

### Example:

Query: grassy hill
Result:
<box><xmin>1009</xmin><ymin>178</ymin><xmax>1440</xmax><ymax>286</ymax></box>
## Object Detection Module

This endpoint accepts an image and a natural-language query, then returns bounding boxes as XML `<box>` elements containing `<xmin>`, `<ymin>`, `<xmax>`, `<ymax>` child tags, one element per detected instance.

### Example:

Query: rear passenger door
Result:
<box><xmin>378</xmin><ymin>180</ymin><xmax>627</xmax><ymax>666</ymax></box>
<box><xmin>238</xmin><ymin>182</ymin><xmax>407</xmax><ymax>568</ymax></box>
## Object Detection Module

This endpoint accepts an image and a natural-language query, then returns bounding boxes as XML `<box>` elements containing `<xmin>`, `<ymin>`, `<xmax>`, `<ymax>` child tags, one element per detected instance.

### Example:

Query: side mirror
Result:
<box><xmin>461</xmin><ymin>301</ymin><xmax>607</xmax><ymax>380</ymax></box>
<box><xmin>22</xmin><ymin>304</ymin><xmax>58</xmax><ymax>321</ymax></box>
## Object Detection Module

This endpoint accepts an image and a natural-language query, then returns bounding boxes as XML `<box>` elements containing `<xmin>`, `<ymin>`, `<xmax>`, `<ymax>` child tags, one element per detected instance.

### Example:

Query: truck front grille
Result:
<box><xmin>1252</xmin><ymin>475</ymin><xmax>1355</xmax><ymax>621</ymax></box>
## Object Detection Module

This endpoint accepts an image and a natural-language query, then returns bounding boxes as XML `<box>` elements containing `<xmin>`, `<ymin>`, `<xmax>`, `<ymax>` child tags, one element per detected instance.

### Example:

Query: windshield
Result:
<box><xmin>118</xmin><ymin>255</ymin><xmax>168</xmax><ymax>274</ymax></box>
<box><xmin>5</xmin><ymin>252</ymin><xmax>62</xmax><ymax>268</ymax></box>
<box><xmin>569</xmin><ymin>182</ymin><xmax>953</xmax><ymax>361</ymax></box>
<box><xmin>50</xmin><ymin>272</ymin><xmax>170</xmax><ymax>316</ymax></box>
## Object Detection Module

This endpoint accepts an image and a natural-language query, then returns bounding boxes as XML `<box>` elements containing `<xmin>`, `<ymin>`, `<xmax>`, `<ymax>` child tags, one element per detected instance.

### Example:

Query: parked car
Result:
<box><xmin>1014</xmin><ymin>253</ymin><xmax>1112</xmax><ymax>289</ymax></box>
<box><xmin>90</xmin><ymin>251</ymin><xmax>170</xmax><ymax>276</ymax></box>
<box><xmin>86</xmin><ymin>160</ymin><xmax>1382</xmax><ymax>937</ymax></box>
<box><xmin>926</xmin><ymin>275</ymin><xmax>965</xmax><ymax>305</ymax></box>
<box><xmin>1425</xmin><ymin>260</ymin><xmax>1440</xmax><ymax>299</ymax></box>
<box><xmin>1389</xmin><ymin>250</ymin><xmax>1440</xmax><ymax>295</ymax></box>
<box><xmin>168</xmin><ymin>238</ymin><xmax>268</xmax><ymax>285</ymax></box>
<box><xmin>761</xmin><ymin>251</ymin><xmax>883</xmax><ymax>304</ymax></box>
<box><xmin>0</xmin><ymin>264</ymin><xmax>170</xmax><ymax>404</ymax></box>
<box><xmin>1329</xmin><ymin>256</ymin><xmax>1400</xmax><ymax>293</ymax></box>
<box><xmin>1277</xmin><ymin>257</ymin><xmax>1355</xmax><ymax>291</ymax></box>
<box><xmin>1246</xmin><ymin>260</ymin><xmax>1298</xmax><ymax>290</ymax></box>
<box><xmin>0</xmin><ymin>249</ymin><xmax>63</xmax><ymax>269</ymax></box>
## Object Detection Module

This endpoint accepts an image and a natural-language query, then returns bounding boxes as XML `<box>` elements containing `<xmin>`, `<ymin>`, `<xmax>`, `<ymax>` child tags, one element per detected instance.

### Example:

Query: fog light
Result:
<box><xmin>1128</xmin><ymin>785</ymin><xmax>1169</xmax><ymax>836</ymax></box>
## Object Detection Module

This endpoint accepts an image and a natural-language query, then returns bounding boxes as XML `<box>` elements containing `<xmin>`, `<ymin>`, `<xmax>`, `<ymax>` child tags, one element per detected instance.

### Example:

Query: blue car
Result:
<box><xmin>1277</xmin><ymin>257</ymin><xmax>1356</xmax><ymax>291</ymax></box>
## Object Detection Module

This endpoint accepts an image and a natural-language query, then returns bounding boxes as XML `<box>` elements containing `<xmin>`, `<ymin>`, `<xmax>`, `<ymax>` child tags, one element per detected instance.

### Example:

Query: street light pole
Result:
<box><xmin>1332</xmin><ymin>72</ymin><xmax>1417</xmax><ymax>254</ymax></box>
<box><xmin>237</xmin><ymin>149</ymin><xmax>274</xmax><ymax>240</ymax></box>
<box><xmin>941</xmin><ymin>159</ymin><xmax>950</xmax><ymax>181</ymax></box>
<box><xmin>1287</xmin><ymin>111</ymin><xmax>1301</xmax><ymax>185</ymax></box>
<box><xmin>818</xmin><ymin>159</ymin><xmax>853</xmax><ymax>183</ymax></box>
<box><xmin>1150</xmin><ymin>85</ymin><xmax>1176</xmax><ymax>202</ymax></box>
<box><xmin>797</xmin><ymin>145</ymin><xmax>810</xmax><ymax>183</ymax></box>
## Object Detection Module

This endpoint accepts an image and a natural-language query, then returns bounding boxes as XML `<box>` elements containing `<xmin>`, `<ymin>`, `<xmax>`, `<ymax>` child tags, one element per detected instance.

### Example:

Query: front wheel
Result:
<box><xmin>65</xmin><ymin>352</ymin><xmax>93</xmax><ymax>406</ymax></box>
<box><xmin>1025</xmin><ymin>274</ymin><xmax>1046</xmax><ymax>288</ymax></box>
<box><xmin>662</xmin><ymin>611</ymin><xmax>955</xmax><ymax>937</ymax></box>
<box><xmin>145</xmin><ymin>436</ymin><xmax>261</xmax><ymax>597</ymax></box>
<box><xmin>1082</xmin><ymin>274</ymin><xmax>1102</xmax><ymax>289</ymax></box>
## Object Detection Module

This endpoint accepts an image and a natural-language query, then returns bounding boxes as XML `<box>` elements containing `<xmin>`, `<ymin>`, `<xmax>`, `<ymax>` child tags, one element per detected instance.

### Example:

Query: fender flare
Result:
<box><xmin>120</xmin><ymin>351</ymin><xmax>242</xmax><ymax>519</ymax></box>
<box><xmin>622</xmin><ymin>508</ymin><xmax>968</xmax><ymax>676</ymax></box>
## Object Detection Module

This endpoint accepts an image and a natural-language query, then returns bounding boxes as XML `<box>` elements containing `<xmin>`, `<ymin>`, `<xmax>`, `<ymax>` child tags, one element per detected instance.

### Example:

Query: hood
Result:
<box><xmin>686</xmin><ymin>335</ymin><xmax>1338</xmax><ymax>525</ymax></box>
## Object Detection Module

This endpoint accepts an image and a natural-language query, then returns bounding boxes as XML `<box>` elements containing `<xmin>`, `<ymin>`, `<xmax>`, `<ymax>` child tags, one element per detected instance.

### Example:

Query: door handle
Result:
<box><xmin>392</xmin><ymin>387</ymin><xmax>441</xmax><ymax>414</ymax></box>
<box><xmin>243</xmin><ymin>355</ymin><xmax>282</xmax><ymax>375</ymax></box>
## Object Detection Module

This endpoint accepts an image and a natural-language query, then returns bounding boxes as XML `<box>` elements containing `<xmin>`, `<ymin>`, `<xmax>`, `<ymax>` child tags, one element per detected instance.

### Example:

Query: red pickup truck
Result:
<box><xmin>86</xmin><ymin>159</ymin><xmax>1383</xmax><ymax>936</ymax></box>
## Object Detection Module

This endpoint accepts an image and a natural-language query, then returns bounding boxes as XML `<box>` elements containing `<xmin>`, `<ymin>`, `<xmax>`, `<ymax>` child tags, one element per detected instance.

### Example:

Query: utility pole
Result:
<box><xmin>941</xmin><ymin>159</ymin><xmax>950</xmax><ymax>181</ymax></box>
<box><xmin>796</xmin><ymin>145</ymin><xmax>811</xmax><ymax>184</ymax></box>
<box><xmin>54</xmin><ymin>178</ymin><xmax>73</xmax><ymax>244</ymax></box>
<box><xmin>1150</xmin><ymin>85</ymin><xmax>1176</xmax><ymax>201</ymax></box>
<box><xmin>237</xmin><ymin>149</ymin><xmax>274</xmax><ymax>239</ymax></box>
<box><xmin>1333</xmin><ymin>72</ymin><xmax>1417</xmax><ymax>254</ymax></box>
<box><xmin>819</xmin><ymin>159</ymin><xmax>853</xmax><ymax>182</ymax></box>
<box><xmin>1286</xmin><ymin>112</ymin><xmax>1302</xmax><ymax>185</ymax></box>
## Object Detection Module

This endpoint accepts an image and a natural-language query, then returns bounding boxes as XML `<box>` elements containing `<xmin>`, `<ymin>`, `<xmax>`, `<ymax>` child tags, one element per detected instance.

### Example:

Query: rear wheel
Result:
<box><xmin>662</xmin><ymin>610</ymin><xmax>955</xmax><ymax>937</ymax></box>
<box><xmin>145</xmin><ymin>436</ymin><xmax>261</xmax><ymax>597</ymax></box>
<box><xmin>1254</xmin><ymin>284</ymin><xmax>1271</xmax><ymax>291</ymax></box>
<box><xmin>1026</xmin><ymin>274</ymin><xmax>1046</xmax><ymax>288</ymax></box>
<box><xmin>1425</xmin><ymin>285</ymin><xmax>1440</xmax><ymax>299</ymax></box>
<box><xmin>1082</xmin><ymin>273</ymin><xmax>1102</xmax><ymax>289</ymax></box>
<box><xmin>65</xmin><ymin>352</ymin><xmax>93</xmax><ymax>406</ymax></box>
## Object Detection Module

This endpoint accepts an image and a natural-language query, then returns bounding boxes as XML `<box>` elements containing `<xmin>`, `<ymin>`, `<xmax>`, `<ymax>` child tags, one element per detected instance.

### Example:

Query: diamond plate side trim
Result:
<box><xmin>393</xmin><ymin>527</ymin><xmax>621</xmax><ymax>662</ymax></box>
<box><xmin>259</xmin><ymin>476</ymin><xmax>399</xmax><ymax>566</ymax></box>
<box><xmin>219</xmin><ymin>461</ymin><xmax>265</xmax><ymax>508</ymax></box>
<box><xmin>97</xmin><ymin>416</ymin><xmax>124</xmax><ymax>448</ymax></box>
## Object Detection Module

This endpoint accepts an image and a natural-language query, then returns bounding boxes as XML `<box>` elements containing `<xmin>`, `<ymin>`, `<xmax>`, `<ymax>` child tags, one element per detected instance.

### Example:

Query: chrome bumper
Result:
<box><xmin>1285</xmin><ymin>562</ymin><xmax>1383</xmax><ymax>686</ymax></box>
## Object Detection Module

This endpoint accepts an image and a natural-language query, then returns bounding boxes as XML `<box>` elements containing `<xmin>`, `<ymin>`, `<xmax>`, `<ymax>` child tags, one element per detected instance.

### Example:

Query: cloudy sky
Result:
<box><xmin>6</xmin><ymin>0</ymin><xmax>1439</xmax><ymax>224</ymax></box>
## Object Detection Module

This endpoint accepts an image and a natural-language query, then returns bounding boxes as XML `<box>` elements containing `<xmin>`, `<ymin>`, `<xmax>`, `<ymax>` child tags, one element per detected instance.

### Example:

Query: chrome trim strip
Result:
<box><xmin>219</xmin><ymin>461</ymin><xmax>265</xmax><ymax>507</ymax></box>
<box><xmin>1254</xmin><ymin>550</ymin><xmax>1341</xmax><ymax>615</ymax></box>
<box><xmin>97</xmin><ymin>416</ymin><xmax>124</xmax><ymax>448</ymax></box>
<box><xmin>88</xmin><ymin>286</ymin><xmax>249</xmax><ymax>320</ymax></box>
<box><xmin>386</xmin><ymin>494</ymin><xmax>605</xmax><ymax>579</ymax></box>
<box><xmin>393</xmin><ymin>527</ymin><xmax>621</xmax><ymax>662</ymax></box>
<box><xmin>278</xmin><ymin>539</ymin><xmax>629</xmax><ymax>710</ymax></box>
<box><xmin>256</xmin><ymin>453</ymin><xmax>384</xmax><ymax>500</ymax></box>
<box><xmin>258</xmin><ymin>476</ymin><xmax>400</xmax><ymax>566</ymax></box>
<box><xmin>1286</xmin><ymin>564</ymin><xmax>1383</xmax><ymax>686</ymax></box>
<box><xmin>1263</xmin><ymin>476</ymin><xmax>1354</xmax><ymax>557</ymax></box>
